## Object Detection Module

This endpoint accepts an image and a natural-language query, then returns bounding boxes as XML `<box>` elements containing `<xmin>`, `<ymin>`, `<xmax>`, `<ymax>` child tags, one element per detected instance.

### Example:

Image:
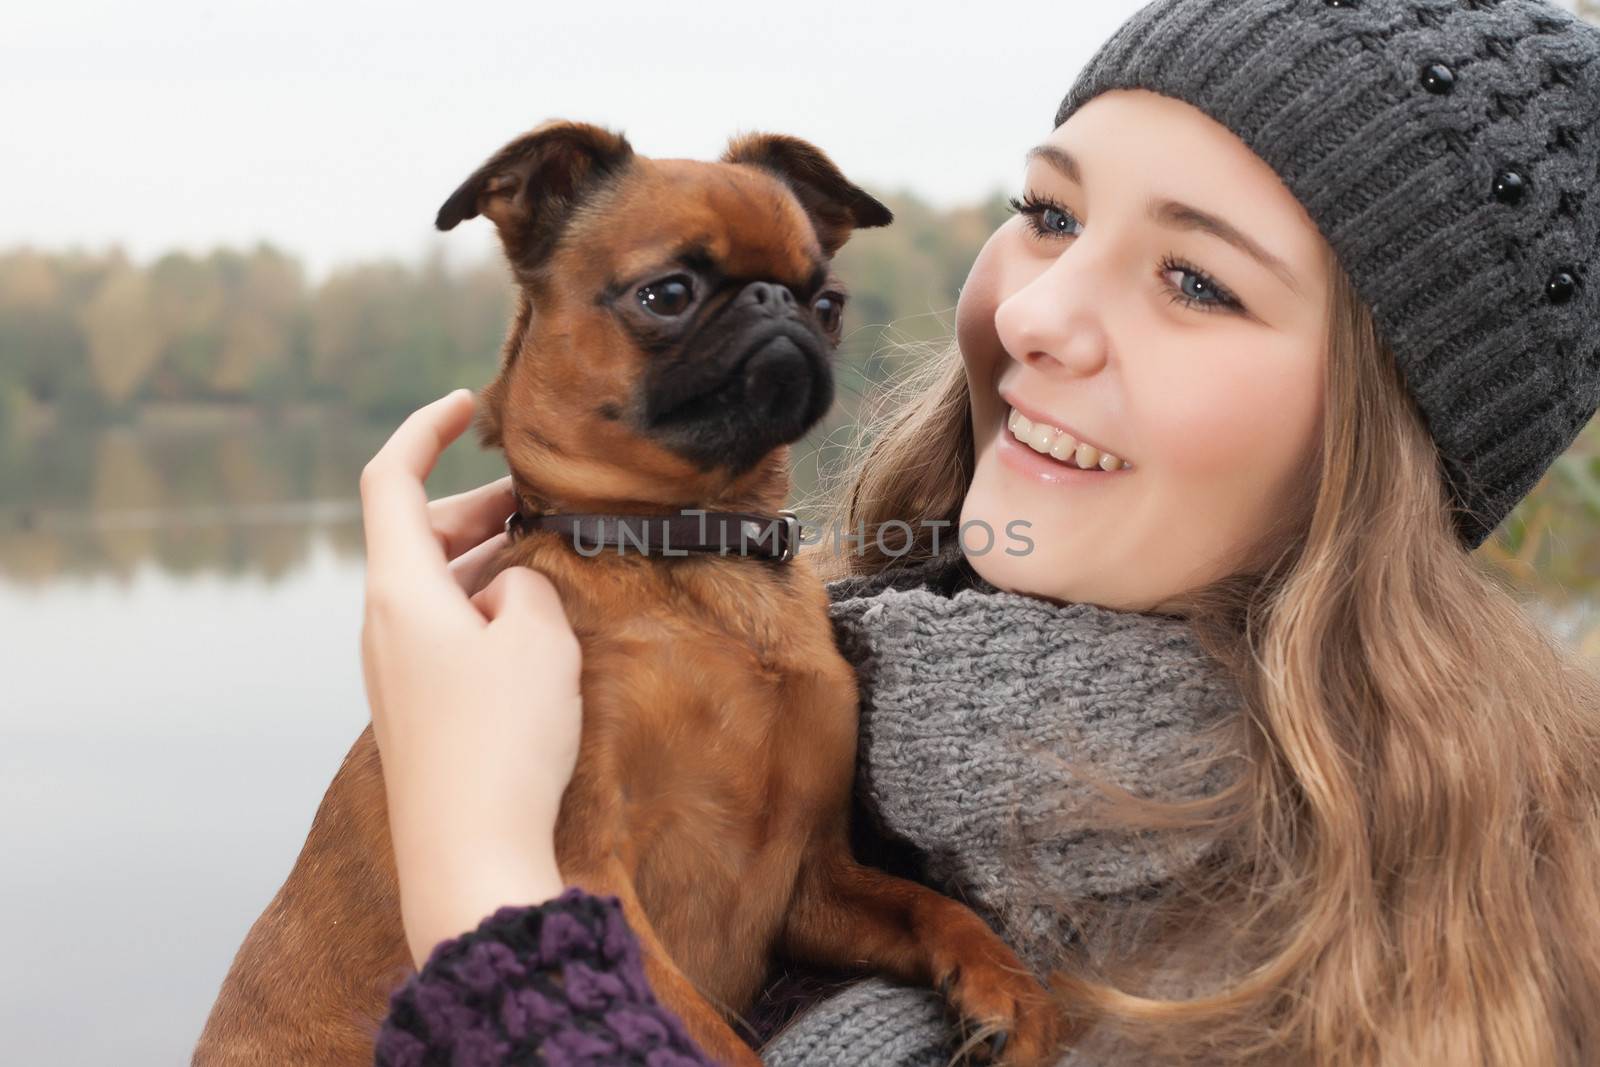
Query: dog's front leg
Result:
<box><xmin>563</xmin><ymin>853</ymin><xmax>765</xmax><ymax>1067</ymax></box>
<box><xmin>778</xmin><ymin>838</ymin><xmax>1070</xmax><ymax>1066</ymax></box>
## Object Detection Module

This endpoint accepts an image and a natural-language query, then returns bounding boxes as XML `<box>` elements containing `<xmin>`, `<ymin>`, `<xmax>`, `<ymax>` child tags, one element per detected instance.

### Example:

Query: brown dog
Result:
<box><xmin>193</xmin><ymin>120</ymin><xmax>1065</xmax><ymax>1067</ymax></box>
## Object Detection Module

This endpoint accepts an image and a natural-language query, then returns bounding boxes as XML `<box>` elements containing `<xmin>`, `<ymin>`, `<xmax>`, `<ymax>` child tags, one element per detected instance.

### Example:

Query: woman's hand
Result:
<box><xmin>358</xmin><ymin>388</ymin><xmax>585</xmax><ymax>970</ymax></box>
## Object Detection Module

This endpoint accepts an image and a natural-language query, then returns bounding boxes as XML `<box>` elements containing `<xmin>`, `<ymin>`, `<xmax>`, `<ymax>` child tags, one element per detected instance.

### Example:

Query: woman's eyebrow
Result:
<box><xmin>1024</xmin><ymin>143</ymin><xmax>1304</xmax><ymax>298</ymax></box>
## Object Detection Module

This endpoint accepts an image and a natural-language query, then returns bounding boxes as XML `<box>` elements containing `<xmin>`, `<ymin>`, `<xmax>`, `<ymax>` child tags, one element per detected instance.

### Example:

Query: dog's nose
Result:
<box><xmin>736</xmin><ymin>280</ymin><xmax>798</xmax><ymax>314</ymax></box>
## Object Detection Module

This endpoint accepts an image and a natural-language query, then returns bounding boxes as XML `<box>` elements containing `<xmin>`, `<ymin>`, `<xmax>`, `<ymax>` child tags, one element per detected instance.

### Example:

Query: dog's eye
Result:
<box><xmin>637</xmin><ymin>275</ymin><xmax>694</xmax><ymax>317</ymax></box>
<box><xmin>812</xmin><ymin>291</ymin><xmax>845</xmax><ymax>335</ymax></box>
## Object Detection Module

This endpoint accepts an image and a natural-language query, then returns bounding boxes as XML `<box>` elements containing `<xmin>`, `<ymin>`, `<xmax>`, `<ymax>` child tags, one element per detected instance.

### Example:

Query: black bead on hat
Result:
<box><xmin>1054</xmin><ymin>0</ymin><xmax>1600</xmax><ymax>550</ymax></box>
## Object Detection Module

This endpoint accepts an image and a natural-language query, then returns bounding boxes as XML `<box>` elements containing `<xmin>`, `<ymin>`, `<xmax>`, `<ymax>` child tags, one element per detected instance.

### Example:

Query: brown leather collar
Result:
<box><xmin>505</xmin><ymin>506</ymin><xmax>801</xmax><ymax>563</ymax></box>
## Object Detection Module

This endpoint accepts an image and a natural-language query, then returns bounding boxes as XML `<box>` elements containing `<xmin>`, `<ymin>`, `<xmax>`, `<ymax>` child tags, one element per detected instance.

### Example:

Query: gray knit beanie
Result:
<box><xmin>1054</xmin><ymin>0</ymin><xmax>1600</xmax><ymax>550</ymax></box>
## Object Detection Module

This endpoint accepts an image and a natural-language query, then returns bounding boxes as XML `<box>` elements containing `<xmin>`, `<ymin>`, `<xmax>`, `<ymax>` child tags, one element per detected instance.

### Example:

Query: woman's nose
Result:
<box><xmin>993</xmin><ymin>248</ymin><xmax>1111</xmax><ymax>379</ymax></box>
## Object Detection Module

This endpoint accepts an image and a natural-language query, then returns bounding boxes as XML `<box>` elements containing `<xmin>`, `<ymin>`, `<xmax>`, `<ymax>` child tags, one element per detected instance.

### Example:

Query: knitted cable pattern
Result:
<box><xmin>374</xmin><ymin>887</ymin><xmax>717</xmax><ymax>1067</ymax></box>
<box><xmin>761</xmin><ymin>541</ymin><xmax>1247</xmax><ymax>1066</ymax></box>
<box><xmin>821</xmin><ymin>541</ymin><xmax>1243</xmax><ymax>975</ymax></box>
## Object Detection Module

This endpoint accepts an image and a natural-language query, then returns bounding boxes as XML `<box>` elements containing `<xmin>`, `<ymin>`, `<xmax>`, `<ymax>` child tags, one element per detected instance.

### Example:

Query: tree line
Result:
<box><xmin>0</xmin><ymin>189</ymin><xmax>1012</xmax><ymax>435</ymax></box>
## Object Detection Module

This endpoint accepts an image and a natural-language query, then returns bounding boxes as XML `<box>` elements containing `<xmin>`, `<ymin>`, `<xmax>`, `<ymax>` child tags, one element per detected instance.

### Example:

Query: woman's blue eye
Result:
<box><xmin>1157</xmin><ymin>255</ymin><xmax>1244</xmax><ymax>315</ymax></box>
<box><xmin>1004</xmin><ymin>193</ymin><xmax>1246</xmax><ymax>316</ymax></box>
<box><xmin>1007</xmin><ymin>194</ymin><xmax>1080</xmax><ymax>238</ymax></box>
<box><xmin>1006</xmin><ymin>193</ymin><xmax>1081</xmax><ymax>240</ymax></box>
<box><xmin>1036</xmin><ymin>204</ymin><xmax>1077</xmax><ymax>236</ymax></box>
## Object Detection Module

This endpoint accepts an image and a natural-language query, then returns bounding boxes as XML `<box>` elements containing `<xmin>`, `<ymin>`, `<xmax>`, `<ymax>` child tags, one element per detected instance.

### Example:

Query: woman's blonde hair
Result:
<box><xmin>799</xmin><ymin>243</ymin><xmax>1600</xmax><ymax>1065</ymax></box>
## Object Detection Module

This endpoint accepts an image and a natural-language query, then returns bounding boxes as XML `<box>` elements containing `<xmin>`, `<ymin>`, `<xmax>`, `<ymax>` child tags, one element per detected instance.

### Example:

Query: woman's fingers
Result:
<box><xmin>428</xmin><ymin>475</ymin><xmax>516</xmax><ymax>561</ymax></box>
<box><xmin>448</xmin><ymin>531</ymin><xmax>511</xmax><ymax>596</ymax></box>
<box><xmin>360</xmin><ymin>389</ymin><xmax>476</xmax><ymax>577</ymax></box>
<box><xmin>472</xmin><ymin>569</ymin><xmax>583</xmax><ymax>698</ymax></box>
<box><xmin>470</xmin><ymin>566</ymin><xmax>572</xmax><ymax>641</ymax></box>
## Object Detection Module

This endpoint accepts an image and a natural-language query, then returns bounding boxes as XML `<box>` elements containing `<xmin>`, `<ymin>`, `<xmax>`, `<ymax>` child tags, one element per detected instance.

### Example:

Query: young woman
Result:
<box><xmin>360</xmin><ymin>1</ymin><xmax>1600</xmax><ymax>1064</ymax></box>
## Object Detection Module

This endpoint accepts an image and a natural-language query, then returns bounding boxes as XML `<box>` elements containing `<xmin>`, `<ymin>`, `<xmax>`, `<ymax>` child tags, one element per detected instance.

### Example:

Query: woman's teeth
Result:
<box><xmin>1007</xmin><ymin>407</ymin><xmax>1131</xmax><ymax>471</ymax></box>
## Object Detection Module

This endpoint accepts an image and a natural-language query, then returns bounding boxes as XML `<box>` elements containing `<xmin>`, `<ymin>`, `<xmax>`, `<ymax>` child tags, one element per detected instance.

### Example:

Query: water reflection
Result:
<box><xmin>0</xmin><ymin>412</ymin><xmax>857</xmax><ymax>584</ymax></box>
<box><xmin>0</xmin><ymin>416</ymin><xmax>501</xmax><ymax>584</ymax></box>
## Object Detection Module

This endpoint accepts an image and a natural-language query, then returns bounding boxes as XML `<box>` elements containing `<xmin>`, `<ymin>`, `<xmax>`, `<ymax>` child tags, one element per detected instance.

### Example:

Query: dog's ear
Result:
<box><xmin>720</xmin><ymin>132</ymin><xmax>893</xmax><ymax>257</ymax></box>
<box><xmin>436</xmin><ymin>120</ymin><xmax>635</xmax><ymax>268</ymax></box>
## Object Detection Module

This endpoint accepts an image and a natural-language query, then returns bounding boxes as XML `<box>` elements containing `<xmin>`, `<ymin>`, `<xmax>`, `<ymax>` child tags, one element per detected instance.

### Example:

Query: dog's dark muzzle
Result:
<box><xmin>641</xmin><ymin>281</ymin><xmax>835</xmax><ymax>474</ymax></box>
<box><xmin>735</xmin><ymin>332</ymin><xmax>811</xmax><ymax>418</ymax></box>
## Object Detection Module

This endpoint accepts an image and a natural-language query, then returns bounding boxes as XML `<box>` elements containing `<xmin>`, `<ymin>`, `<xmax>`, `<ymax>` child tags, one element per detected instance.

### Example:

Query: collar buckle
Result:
<box><xmin>777</xmin><ymin>509</ymin><xmax>801</xmax><ymax>563</ymax></box>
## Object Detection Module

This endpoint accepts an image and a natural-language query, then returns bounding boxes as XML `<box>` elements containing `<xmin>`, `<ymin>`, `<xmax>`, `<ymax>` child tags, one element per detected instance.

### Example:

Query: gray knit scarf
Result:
<box><xmin>757</xmin><ymin>539</ymin><xmax>1245</xmax><ymax>1067</ymax></box>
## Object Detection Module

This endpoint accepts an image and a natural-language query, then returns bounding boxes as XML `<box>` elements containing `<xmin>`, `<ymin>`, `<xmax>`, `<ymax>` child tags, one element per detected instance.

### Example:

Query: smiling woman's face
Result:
<box><xmin>956</xmin><ymin>88</ymin><xmax>1334</xmax><ymax>613</ymax></box>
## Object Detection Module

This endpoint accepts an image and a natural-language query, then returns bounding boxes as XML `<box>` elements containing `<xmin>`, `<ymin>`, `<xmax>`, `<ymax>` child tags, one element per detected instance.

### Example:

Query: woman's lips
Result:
<box><xmin>995</xmin><ymin>418</ymin><xmax>1133</xmax><ymax>487</ymax></box>
<box><xmin>998</xmin><ymin>390</ymin><xmax>1125</xmax><ymax>464</ymax></box>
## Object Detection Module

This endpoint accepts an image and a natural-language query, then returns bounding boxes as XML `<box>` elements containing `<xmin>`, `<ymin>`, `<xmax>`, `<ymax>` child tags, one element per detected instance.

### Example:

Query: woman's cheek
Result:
<box><xmin>1139</xmin><ymin>346</ymin><xmax>1324</xmax><ymax>549</ymax></box>
<box><xmin>960</xmin><ymin>225</ymin><xmax>1052</xmax><ymax>353</ymax></box>
<box><xmin>956</xmin><ymin>233</ymin><xmax>1011</xmax><ymax>365</ymax></box>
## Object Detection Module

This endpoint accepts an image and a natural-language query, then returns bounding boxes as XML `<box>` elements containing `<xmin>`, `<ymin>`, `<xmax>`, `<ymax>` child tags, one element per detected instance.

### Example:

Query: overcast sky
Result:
<box><xmin>5</xmin><ymin>0</ymin><xmax>1163</xmax><ymax>279</ymax></box>
<box><xmin>12</xmin><ymin>0</ymin><xmax>1585</xmax><ymax>280</ymax></box>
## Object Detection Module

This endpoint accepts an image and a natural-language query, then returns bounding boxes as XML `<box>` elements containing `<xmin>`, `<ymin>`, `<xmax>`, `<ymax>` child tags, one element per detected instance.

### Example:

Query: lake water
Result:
<box><xmin>4</xmin><ymin>542</ymin><xmax>372</xmax><ymax>1064</ymax></box>
<box><xmin>1</xmin><ymin>416</ymin><xmax>1594</xmax><ymax>1065</ymax></box>
<box><xmin>1</xmin><ymin>415</ymin><xmax>506</xmax><ymax>1065</ymax></box>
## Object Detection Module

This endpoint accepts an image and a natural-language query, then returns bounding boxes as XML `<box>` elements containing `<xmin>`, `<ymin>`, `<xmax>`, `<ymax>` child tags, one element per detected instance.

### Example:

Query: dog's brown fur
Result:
<box><xmin>194</xmin><ymin>121</ymin><xmax>1066</xmax><ymax>1067</ymax></box>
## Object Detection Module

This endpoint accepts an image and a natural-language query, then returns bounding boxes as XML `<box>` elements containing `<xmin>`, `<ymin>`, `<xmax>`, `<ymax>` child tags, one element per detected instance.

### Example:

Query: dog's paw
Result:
<box><xmin>931</xmin><ymin>949</ymin><xmax>1064</xmax><ymax>1067</ymax></box>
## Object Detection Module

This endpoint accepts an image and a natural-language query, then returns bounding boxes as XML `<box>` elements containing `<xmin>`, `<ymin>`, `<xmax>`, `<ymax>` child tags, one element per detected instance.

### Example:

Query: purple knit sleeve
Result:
<box><xmin>374</xmin><ymin>886</ymin><xmax>723</xmax><ymax>1067</ymax></box>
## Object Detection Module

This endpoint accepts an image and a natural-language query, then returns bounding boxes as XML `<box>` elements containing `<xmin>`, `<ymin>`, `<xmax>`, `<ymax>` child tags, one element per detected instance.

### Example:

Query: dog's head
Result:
<box><xmin>436</xmin><ymin>119</ymin><xmax>892</xmax><ymax>509</ymax></box>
